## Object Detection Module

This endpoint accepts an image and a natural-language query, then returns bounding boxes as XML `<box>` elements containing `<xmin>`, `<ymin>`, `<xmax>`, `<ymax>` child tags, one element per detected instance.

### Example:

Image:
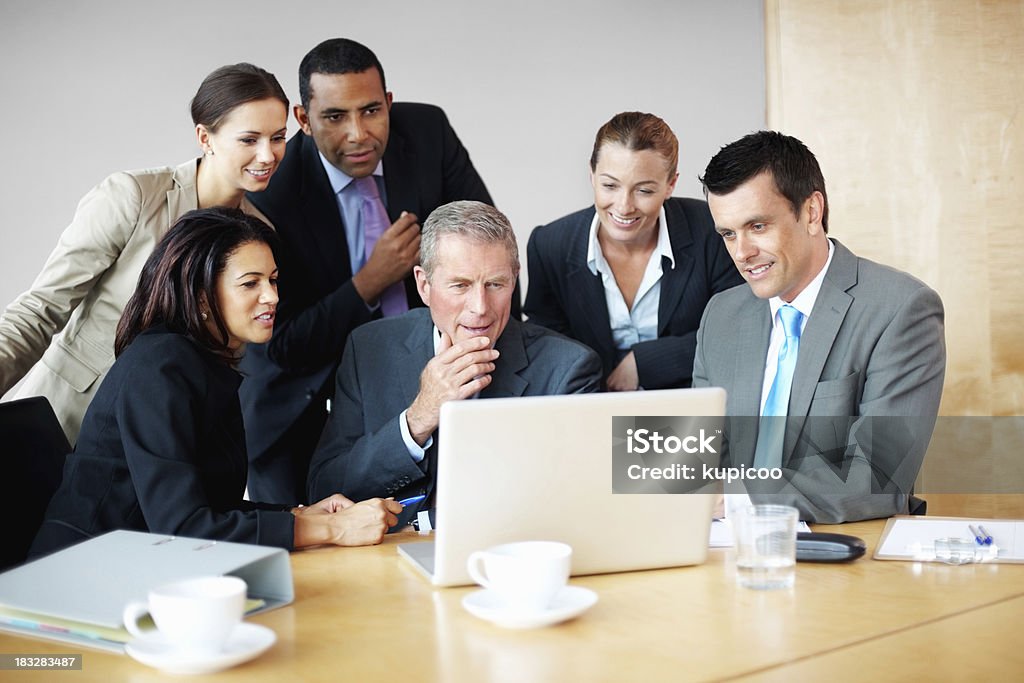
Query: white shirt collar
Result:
<box><xmin>586</xmin><ymin>204</ymin><xmax>674</xmax><ymax>275</ymax></box>
<box><xmin>432</xmin><ymin>325</ymin><xmax>444</xmax><ymax>355</ymax></box>
<box><xmin>768</xmin><ymin>238</ymin><xmax>835</xmax><ymax>323</ymax></box>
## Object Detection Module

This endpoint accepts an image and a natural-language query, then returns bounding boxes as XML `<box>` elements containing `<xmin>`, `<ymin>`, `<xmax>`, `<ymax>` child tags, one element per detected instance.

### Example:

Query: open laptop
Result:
<box><xmin>398</xmin><ymin>387</ymin><xmax>726</xmax><ymax>586</ymax></box>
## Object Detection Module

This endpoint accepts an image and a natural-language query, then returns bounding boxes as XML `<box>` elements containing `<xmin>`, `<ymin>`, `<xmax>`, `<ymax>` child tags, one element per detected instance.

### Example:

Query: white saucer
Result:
<box><xmin>125</xmin><ymin>622</ymin><xmax>276</xmax><ymax>675</ymax></box>
<box><xmin>462</xmin><ymin>585</ymin><xmax>598</xmax><ymax>629</ymax></box>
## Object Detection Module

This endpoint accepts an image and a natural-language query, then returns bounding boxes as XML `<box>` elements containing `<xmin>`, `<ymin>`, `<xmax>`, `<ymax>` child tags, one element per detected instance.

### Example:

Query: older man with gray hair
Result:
<box><xmin>308</xmin><ymin>201</ymin><xmax>601</xmax><ymax>510</ymax></box>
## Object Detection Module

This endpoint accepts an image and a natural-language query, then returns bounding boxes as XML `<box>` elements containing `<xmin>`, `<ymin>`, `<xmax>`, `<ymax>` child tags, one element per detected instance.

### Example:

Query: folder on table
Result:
<box><xmin>0</xmin><ymin>530</ymin><xmax>293</xmax><ymax>652</ymax></box>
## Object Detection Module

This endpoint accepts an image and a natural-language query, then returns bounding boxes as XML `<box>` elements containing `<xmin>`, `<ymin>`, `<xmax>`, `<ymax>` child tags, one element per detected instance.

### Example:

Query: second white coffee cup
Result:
<box><xmin>122</xmin><ymin>575</ymin><xmax>247</xmax><ymax>655</ymax></box>
<box><xmin>466</xmin><ymin>541</ymin><xmax>572</xmax><ymax>612</ymax></box>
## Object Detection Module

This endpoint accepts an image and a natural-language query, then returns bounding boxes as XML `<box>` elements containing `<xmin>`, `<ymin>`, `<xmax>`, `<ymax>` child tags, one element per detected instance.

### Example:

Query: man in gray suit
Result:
<box><xmin>693</xmin><ymin>131</ymin><xmax>945</xmax><ymax>523</ymax></box>
<box><xmin>308</xmin><ymin>201</ymin><xmax>601</xmax><ymax>506</ymax></box>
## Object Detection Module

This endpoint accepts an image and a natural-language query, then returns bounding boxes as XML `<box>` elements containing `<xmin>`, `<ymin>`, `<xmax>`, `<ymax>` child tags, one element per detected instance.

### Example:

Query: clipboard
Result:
<box><xmin>874</xmin><ymin>515</ymin><xmax>1024</xmax><ymax>563</ymax></box>
<box><xmin>0</xmin><ymin>530</ymin><xmax>293</xmax><ymax>652</ymax></box>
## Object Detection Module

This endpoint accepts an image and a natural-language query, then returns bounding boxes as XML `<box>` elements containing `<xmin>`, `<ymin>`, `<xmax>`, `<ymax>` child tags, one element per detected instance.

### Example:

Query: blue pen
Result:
<box><xmin>969</xmin><ymin>524</ymin><xmax>985</xmax><ymax>546</ymax></box>
<box><xmin>978</xmin><ymin>524</ymin><xmax>994</xmax><ymax>545</ymax></box>
<box><xmin>398</xmin><ymin>494</ymin><xmax>426</xmax><ymax>507</ymax></box>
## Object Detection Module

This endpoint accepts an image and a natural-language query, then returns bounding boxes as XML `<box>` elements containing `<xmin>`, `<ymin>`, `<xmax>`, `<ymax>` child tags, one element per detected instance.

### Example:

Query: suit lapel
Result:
<box><xmin>396</xmin><ymin>312</ymin><xmax>440</xmax><ymax>501</ymax></box>
<box><xmin>657</xmin><ymin>201</ymin><xmax>696</xmax><ymax>334</ymax></box>
<box><xmin>564</xmin><ymin>212</ymin><xmax>616</xmax><ymax>361</ymax></box>
<box><xmin>734</xmin><ymin>297</ymin><xmax>771</xmax><ymax>417</ymax></box>
<box><xmin>165</xmin><ymin>159</ymin><xmax>200</xmax><ymax>228</ymax></box>
<box><xmin>382</xmin><ymin>130</ymin><xmax>420</xmax><ymax>221</ymax></box>
<box><xmin>729</xmin><ymin>295</ymin><xmax>772</xmax><ymax>466</ymax></box>
<box><xmin>398</xmin><ymin>312</ymin><xmax>436</xmax><ymax>407</ymax></box>
<box><xmin>784</xmin><ymin>240</ymin><xmax>855</xmax><ymax>459</ymax></box>
<box><xmin>381</xmin><ymin>130</ymin><xmax>423</xmax><ymax>306</ymax></box>
<box><xmin>482</xmin><ymin>320</ymin><xmax>529</xmax><ymax>398</ymax></box>
<box><xmin>297</xmin><ymin>135</ymin><xmax>354</xmax><ymax>281</ymax></box>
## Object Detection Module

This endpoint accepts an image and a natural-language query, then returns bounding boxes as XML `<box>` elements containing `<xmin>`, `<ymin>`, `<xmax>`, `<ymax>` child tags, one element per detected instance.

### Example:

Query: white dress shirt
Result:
<box><xmin>586</xmin><ymin>205</ymin><xmax>674</xmax><ymax>356</ymax></box>
<box><xmin>758</xmin><ymin>239</ymin><xmax>835</xmax><ymax>414</ymax></box>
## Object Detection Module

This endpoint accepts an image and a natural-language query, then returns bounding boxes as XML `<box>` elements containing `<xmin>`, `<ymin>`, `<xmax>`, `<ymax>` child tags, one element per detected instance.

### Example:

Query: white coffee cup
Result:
<box><xmin>466</xmin><ymin>541</ymin><xmax>571</xmax><ymax>612</ymax></box>
<box><xmin>122</xmin><ymin>576</ymin><xmax>246</xmax><ymax>654</ymax></box>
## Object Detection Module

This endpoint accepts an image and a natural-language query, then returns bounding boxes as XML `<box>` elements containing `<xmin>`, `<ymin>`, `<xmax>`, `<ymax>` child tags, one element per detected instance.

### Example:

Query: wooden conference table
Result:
<box><xmin>2</xmin><ymin>494</ymin><xmax>1022</xmax><ymax>681</ymax></box>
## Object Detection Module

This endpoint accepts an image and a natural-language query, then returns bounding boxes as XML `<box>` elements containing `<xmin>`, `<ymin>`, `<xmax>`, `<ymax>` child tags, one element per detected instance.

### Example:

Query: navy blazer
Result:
<box><xmin>31</xmin><ymin>328</ymin><xmax>294</xmax><ymax>558</ymax></box>
<box><xmin>240</xmin><ymin>102</ymin><xmax>495</xmax><ymax>504</ymax></box>
<box><xmin>307</xmin><ymin>309</ymin><xmax>601</xmax><ymax>503</ymax></box>
<box><xmin>524</xmin><ymin>198</ymin><xmax>743</xmax><ymax>389</ymax></box>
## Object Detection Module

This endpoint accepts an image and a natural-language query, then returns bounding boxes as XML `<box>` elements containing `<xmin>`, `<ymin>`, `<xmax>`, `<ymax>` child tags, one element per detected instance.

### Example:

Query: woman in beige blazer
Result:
<box><xmin>0</xmin><ymin>63</ymin><xmax>289</xmax><ymax>442</ymax></box>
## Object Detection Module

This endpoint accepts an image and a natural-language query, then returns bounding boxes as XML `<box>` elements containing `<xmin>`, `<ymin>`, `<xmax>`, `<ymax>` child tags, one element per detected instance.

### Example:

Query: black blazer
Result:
<box><xmin>240</xmin><ymin>102</ymin><xmax>495</xmax><ymax>504</ymax></box>
<box><xmin>31</xmin><ymin>328</ymin><xmax>294</xmax><ymax>558</ymax></box>
<box><xmin>524</xmin><ymin>197</ymin><xmax>743</xmax><ymax>389</ymax></box>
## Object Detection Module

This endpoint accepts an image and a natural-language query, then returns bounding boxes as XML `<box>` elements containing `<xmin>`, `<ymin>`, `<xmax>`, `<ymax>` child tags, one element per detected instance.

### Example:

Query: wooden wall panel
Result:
<box><xmin>765</xmin><ymin>0</ymin><xmax>1024</xmax><ymax>415</ymax></box>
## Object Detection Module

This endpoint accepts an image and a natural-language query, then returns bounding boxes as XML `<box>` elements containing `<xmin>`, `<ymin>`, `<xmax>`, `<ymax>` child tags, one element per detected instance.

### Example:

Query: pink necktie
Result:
<box><xmin>353</xmin><ymin>176</ymin><xmax>408</xmax><ymax>316</ymax></box>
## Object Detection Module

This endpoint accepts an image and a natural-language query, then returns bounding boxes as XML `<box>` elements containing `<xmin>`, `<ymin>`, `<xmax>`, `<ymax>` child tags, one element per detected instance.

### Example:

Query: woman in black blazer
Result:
<box><xmin>525</xmin><ymin>112</ymin><xmax>742</xmax><ymax>391</ymax></box>
<box><xmin>31</xmin><ymin>209</ymin><xmax>401</xmax><ymax>557</ymax></box>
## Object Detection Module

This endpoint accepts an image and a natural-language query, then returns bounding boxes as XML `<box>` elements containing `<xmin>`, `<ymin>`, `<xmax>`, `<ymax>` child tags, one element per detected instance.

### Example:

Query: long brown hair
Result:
<box><xmin>115</xmin><ymin>208</ymin><xmax>279</xmax><ymax>360</ymax></box>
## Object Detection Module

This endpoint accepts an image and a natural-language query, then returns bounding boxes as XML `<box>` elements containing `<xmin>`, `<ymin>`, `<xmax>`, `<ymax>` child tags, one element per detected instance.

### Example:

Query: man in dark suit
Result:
<box><xmin>308</xmin><ymin>201</ymin><xmax>601</xmax><ymax>505</ymax></box>
<box><xmin>240</xmin><ymin>39</ymin><xmax>497</xmax><ymax>504</ymax></box>
<box><xmin>692</xmin><ymin>131</ymin><xmax>945</xmax><ymax>522</ymax></box>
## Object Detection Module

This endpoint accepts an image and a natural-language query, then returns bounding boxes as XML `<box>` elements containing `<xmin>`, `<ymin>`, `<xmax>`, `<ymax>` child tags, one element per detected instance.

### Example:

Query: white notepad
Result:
<box><xmin>874</xmin><ymin>516</ymin><xmax>1024</xmax><ymax>563</ymax></box>
<box><xmin>708</xmin><ymin>518</ymin><xmax>812</xmax><ymax>548</ymax></box>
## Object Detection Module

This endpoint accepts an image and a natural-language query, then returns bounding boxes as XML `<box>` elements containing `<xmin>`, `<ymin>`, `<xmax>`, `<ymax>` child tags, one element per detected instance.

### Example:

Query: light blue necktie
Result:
<box><xmin>353</xmin><ymin>176</ymin><xmax>408</xmax><ymax>317</ymax></box>
<box><xmin>752</xmin><ymin>304</ymin><xmax>804</xmax><ymax>469</ymax></box>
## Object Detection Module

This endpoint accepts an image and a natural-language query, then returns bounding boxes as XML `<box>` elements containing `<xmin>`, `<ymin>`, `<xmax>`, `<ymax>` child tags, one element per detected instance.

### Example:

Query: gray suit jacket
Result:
<box><xmin>308</xmin><ymin>308</ymin><xmax>602</xmax><ymax>502</ymax></box>
<box><xmin>693</xmin><ymin>239</ymin><xmax>946</xmax><ymax>522</ymax></box>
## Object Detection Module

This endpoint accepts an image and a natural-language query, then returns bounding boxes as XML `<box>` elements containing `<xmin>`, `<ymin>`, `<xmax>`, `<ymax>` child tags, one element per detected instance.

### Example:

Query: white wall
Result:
<box><xmin>0</xmin><ymin>0</ymin><xmax>763</xmax><ymax>333</ymax></box>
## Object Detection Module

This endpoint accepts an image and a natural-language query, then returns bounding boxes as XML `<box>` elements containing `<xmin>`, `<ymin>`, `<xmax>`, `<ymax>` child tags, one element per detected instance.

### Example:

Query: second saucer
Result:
<box><xmin>462</xmin><ymin>585</ymin><xmax>598</xmax><ymax>629</ymax></box>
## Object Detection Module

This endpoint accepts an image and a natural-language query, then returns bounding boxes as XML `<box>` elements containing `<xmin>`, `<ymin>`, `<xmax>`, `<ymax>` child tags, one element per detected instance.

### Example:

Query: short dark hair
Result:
<box><xmin>700</xmin><ymin>131</ymin><xmax>829</xmax><ymax>233</ymax></box>
<box><xmin>299</xmin><ymin>38</ymin><xmax>386</xmax><ymax>109</ymax></box>
<box><xmin>190</xmin><ymin>63</ymin><xmax>288</xmax><ymax>133</ymax></box>
<box><xmin>115</xmin><ymin>208</ymin><xmax>280</xmax><ymax>360</ymax></box>
<box><xmin>590</xmin><ymin>111</ymin><xmax>678</xmax><ymax>178</ymax></box>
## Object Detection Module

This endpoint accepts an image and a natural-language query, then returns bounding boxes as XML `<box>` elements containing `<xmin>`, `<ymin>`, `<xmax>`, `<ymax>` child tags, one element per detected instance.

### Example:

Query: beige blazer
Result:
<box><xmin>0</xmin><ymin>158</ymin><xmax>270</xmax><ymax>442</ymax></box>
